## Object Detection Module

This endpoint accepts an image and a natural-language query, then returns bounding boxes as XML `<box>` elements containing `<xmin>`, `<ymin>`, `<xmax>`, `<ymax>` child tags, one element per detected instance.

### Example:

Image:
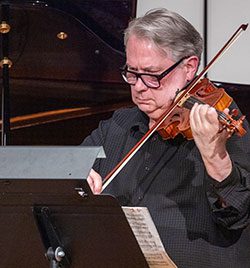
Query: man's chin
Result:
<box><xmin>138</xmin><ymin>106</ymin><xmax>160</xmax><ymax>120</ymax></box>
<box><xmin>137</xmin><ymin>104</ymin><xmax>151</xmax><ymax>113</ymax></box>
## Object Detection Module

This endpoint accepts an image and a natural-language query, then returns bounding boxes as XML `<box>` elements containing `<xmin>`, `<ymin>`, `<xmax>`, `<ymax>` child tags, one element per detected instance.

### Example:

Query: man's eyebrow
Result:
<box><xmin>126</xmin><ymin>64</ymin><xmax>137</xmax><ymax>71</ymax></box>
<box><xmin>127</xmin><ymin>64</ymin><xmax>162</xmax><ymax>72</ymax></box>
<box><xmin>143</xmin><ymin>66</ymin><xmax>161</xmax><ymax>72</ymax></box>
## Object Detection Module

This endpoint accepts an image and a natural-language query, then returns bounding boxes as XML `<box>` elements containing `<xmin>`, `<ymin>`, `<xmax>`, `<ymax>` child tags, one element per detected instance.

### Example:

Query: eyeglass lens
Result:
<box><xmin>124</xmin><ymin>72</ymin><xmax>160</xmax><ymax>88</ymax></box>
<box><xmin>121</xmin><ymin>56</ymin><xmax>187</xmax><ymax>89</ymax></box>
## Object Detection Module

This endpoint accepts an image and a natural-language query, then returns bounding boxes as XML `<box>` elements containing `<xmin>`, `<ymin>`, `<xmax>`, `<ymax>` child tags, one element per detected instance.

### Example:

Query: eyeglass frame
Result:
<box><xmin>121</xmin><ymin>56</ymin><xmax>189</xmax><ymax>89</ymax></box>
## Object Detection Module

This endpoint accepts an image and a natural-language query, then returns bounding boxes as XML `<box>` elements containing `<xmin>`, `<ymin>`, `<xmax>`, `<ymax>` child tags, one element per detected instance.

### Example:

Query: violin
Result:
<box><xmin>157</xmin><ymin>77</ymin><xmax>246</xmax><ymax>140</ymax></box>
<box><xmin>101</xmin><ymin>23</ymin><xmax>248</xmax><ymax>192</ymax></box>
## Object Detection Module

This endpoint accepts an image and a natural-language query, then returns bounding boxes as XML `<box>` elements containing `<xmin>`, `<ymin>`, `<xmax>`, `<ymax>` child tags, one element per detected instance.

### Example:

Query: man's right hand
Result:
<box><xmin>87</xmin><ymin>168</ymin><xmax>103</xmax><ymax>194</ymax></box>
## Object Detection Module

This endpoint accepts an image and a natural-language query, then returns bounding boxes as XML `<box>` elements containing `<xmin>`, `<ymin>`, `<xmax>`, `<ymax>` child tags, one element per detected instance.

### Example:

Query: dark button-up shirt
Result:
<box><xmin>82</xmin><ymin>105</ymin><xmax>250</xmax><ymax>268</ymax></box>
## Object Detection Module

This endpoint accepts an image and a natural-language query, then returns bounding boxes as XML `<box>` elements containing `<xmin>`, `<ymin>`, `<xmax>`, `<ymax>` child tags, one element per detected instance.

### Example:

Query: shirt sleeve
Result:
<box><xmin>206</xmin><ymin>100</ymin><xmax>250</xmax><ymax>230</ymax></box>
<box><xmin>206</xmin><ymin>163</ymin><xmax>250</xmax><ymax>230</ymax></box>
<box><xmin>80</xmin><ymin>118</ymin><xmax>111</xmax><ymax>172</ymax></box>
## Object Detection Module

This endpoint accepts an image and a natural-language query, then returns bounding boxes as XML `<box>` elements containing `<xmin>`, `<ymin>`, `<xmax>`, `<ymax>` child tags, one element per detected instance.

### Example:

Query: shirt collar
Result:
<box><xmin>130</xmin><ymin>109</ymin><xmax>149</xmax><ymax>136</ymax></box>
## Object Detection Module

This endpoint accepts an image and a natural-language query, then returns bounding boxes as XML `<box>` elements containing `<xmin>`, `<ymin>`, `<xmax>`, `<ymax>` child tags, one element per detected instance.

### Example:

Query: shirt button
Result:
<box><xmin>145</xmin><ymin>166</ymin><xmax>150</xmax><ymax>171</ymax></box>
<box><xmin>152</xmin><ymin>136</ymin><xmax>157</xmax><ymax>141</ymax></box>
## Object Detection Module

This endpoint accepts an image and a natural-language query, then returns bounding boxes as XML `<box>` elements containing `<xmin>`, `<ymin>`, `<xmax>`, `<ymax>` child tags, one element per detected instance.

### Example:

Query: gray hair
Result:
<box><xmin>124</xmin><ymin>8</ymin><xmax>203</xmax><ymax>61</ymax></box>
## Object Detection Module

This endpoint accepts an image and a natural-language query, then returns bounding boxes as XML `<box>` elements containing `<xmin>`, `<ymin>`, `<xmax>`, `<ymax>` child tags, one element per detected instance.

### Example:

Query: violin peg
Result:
<box><xmin>230</xmin><ymin>109</ymin><xmax>238</xmax><ymax>117</ymax></box>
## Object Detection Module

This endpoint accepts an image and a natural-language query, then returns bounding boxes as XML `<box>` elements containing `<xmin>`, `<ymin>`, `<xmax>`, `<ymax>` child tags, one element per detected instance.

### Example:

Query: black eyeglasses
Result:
<box><xmin>121</xmin><ymin>56</ymin><xmax>188</xmax><ymax>89</ymax></box>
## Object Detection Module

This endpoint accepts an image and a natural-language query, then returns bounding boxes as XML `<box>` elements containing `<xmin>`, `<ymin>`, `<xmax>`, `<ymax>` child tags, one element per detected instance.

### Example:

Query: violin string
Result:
<box><xmin>184</xmin><ymin>96</ymin><xmax>229</xmax><ymax>122</ymax></box>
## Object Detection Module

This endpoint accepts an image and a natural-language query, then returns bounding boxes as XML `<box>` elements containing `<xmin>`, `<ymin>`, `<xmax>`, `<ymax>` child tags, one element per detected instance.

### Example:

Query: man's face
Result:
<box><xmin>126</xmin><ymin>35</ymin><xmax>195</xmax><ymax>124</ymax></box>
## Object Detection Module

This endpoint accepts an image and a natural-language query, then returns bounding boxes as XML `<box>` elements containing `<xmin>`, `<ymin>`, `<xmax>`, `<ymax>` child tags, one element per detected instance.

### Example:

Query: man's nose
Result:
<box><xmin>133</xmin><ymin>77</ymin><xmax>148</xmax><ymax>91</ymax></box>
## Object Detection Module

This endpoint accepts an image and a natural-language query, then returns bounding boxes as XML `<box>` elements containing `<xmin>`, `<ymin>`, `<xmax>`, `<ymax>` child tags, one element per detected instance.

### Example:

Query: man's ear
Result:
<box><xmin>185</xmin><ymin>56</ymin><xmax>199</xmax><ymax>81</ymax></box>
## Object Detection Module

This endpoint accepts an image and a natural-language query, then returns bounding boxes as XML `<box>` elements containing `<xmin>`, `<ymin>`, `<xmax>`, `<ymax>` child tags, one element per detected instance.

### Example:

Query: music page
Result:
<box><xmin>122</xmin><ymin>207</ymin><xmax>177</xmax><ymax>268</ymax></box>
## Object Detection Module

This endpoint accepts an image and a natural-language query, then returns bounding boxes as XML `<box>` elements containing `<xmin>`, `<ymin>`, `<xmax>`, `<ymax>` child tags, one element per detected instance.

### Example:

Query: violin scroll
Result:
<box><xmin>219</xmin><ymin>112</ymin><xmax>246</xmax><ymax>137</ymax></box>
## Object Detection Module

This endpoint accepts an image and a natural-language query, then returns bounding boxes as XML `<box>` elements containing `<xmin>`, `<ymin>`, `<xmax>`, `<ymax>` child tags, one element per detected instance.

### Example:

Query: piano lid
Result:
<box><xmin>0</xmin><ymin>0</ymin><xmax>136</xmax><ymax>82</ymax></box>
<box><xmin>0</xmin><ymin>0</ymin><xmax>136</xmax><ymax>119</ymax></box>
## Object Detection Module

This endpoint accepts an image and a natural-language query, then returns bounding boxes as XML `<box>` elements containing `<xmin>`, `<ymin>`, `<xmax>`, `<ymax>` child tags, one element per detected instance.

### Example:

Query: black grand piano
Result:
<box><xmin>0</xmin><ymin>0</ymin><xmax>136</xmax><ymax>145</ymax></box>
<box><xmin>0</xmin><ymin>0</ymin><xmax>250</xmax><ymax>145</ymax></box>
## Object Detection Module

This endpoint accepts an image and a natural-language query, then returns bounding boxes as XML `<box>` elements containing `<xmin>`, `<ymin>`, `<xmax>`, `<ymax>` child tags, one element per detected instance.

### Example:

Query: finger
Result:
<box><xmin>223</xmin><ymin>108</ymin><xmax>229</xmax><ymax>115</ymax></box>
<box><xmin>190</xmin><ymin>102</ymin><xmax>199</xmax><ymax>130</ymax></box>
<box><xmin>206</xmin><ymin>106</ymin><xmax>218</xmax><ymax>125</ymax></box>
<box><xmin>93</xmin><ymin>178</ymin><xmax>103</xmax><ymax>194</ymax></box>
<box><xmin>89</xmin><ymin>169</ymin><xmax>103</xmax><ymax>194</ymax></box>
<box><xmin>197</xmin><ymin>104</ymin><xmax>210</xmax><ymax>125</ymax></box>
<box><xmin>87</xmin><ymin>175</ymin><xmax>95</xmax><ymax>192</ymax></box>
<box><xmin>190</xmin><ymin>103</ymin><xmax>207</xmax><ymax>132</ymax></box>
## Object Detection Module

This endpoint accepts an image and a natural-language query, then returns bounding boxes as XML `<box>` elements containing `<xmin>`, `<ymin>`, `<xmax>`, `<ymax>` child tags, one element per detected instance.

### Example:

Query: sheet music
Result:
<box><xmin>122</xmin><ymin>207</ymin><xmax>177</xmax><ymax>268</ymax></box>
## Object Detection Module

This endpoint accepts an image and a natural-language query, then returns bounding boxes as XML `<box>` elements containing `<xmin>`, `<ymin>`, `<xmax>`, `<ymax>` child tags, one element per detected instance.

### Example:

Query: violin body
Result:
<box><xmin>157</xmin><ymin>78</ymin><xmax>234</xmax><ymax>140</ymax></box>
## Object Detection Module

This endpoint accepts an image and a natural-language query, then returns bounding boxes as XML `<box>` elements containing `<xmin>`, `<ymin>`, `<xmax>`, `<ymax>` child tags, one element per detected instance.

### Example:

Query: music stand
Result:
<box><xmin>0</xmin><ymin>146</ymin><xmax>149</xmax><ymax>268</ymax></box>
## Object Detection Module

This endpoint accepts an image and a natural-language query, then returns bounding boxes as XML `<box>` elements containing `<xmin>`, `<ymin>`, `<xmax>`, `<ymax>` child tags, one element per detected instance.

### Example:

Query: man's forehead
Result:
<box><xmin>126</xmin><ymin>52</ymin><xmax>173</xmax><ymax>71</ymax></box>
<box><xmin>126</xmin><ymin>36</ymin><xmax>171</xmax><ymax>64</ymax></box>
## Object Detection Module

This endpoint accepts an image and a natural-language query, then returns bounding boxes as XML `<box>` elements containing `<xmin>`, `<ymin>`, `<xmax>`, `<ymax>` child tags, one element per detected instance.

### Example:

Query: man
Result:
<box><xmin>82</xmin><ymin>8</ymin><xmax>250</xmax><ymax>268</ymax></box>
